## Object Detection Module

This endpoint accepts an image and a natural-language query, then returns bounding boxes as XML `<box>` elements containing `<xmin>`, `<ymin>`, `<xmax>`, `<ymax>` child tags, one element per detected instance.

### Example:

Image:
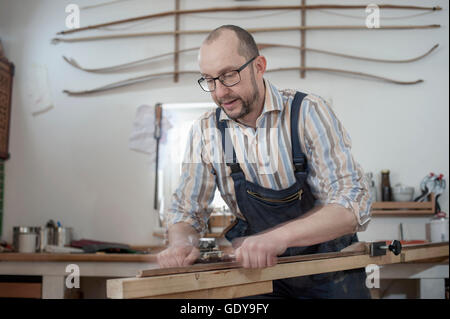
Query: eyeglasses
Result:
<box><xmin>198</xmin><ymin>56</ymin><xmax>257</xmax><ymax>92</ymax></box>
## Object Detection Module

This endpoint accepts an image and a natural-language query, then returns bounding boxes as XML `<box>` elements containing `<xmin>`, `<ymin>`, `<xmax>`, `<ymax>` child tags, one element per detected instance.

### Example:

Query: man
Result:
<box><xmin>157</xmin><ymin>25</ymin><xmax>372</xmax><ymax>298</ymax></box>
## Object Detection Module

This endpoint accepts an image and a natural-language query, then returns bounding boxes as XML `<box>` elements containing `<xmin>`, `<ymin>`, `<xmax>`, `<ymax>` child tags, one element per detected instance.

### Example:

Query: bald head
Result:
<box><xmin>202</xmin><ymin>25</ymin><xmax>259</xmax><ymax>60</ymax></box>
<box><xmin>198</xmin><ymin>25</ymin><xmax>267</xmax><ymax>127</ymax></box>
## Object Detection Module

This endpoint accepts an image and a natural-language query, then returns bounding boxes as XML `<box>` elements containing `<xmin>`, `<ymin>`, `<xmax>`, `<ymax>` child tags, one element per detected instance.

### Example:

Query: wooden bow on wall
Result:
<box><xmin>55</xmin><ymin>4</ymin><xmax>442</xmax><ymax>36</ymax></box>
<box><xmin>55</xmin><ymin>2</ymin><xmax>442</xmax><ymax>94</ymax></box>
<box><xmin>62</xmin><ymin>43</ymin><xmax>439</xmax><ymax>95</ymax></box>
<box><xmin>63</xmin><ymin>66</ymin><xmax>424</xmax><ymax>96</ymax></box>
<box><xmin>52</xmin><ymin>24</ymin><xmax>441</xmax><ymax>44</ymax></box>
<box><xmin>62</xmin><ymin>43</ymin><xmax>439</xmax><ymax>73</ymax></box>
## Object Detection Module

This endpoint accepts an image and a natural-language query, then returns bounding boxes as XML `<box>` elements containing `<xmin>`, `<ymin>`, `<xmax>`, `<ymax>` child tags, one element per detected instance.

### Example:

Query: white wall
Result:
<box><xmin>0</xmin><ymin>0</ymin><xmax>448</xmax><ymax>245</ymax></box>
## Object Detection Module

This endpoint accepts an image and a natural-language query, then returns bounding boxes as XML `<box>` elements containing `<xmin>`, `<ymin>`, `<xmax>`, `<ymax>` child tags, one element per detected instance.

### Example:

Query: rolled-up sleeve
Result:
<box><xmin>300</xmin><ymin>95</ymin><xmax>372</xmax><ymax>232</ymax></box>
<box><xmin>166</xmin><ymin>120</ymin><xmax>217</xmax><ymax>236</ymax></box>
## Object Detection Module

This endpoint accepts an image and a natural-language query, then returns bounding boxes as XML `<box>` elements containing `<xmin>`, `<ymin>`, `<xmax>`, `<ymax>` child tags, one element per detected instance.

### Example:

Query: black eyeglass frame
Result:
<box><xmin>198</xmin><ymin>56</ymin><xmax>258</xmax><ymax>92</ymax></box>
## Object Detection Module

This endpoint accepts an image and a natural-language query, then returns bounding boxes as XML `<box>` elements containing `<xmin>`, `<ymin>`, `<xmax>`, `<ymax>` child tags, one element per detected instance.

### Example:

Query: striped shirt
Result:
<box><xmin>167</xmin><ymin>79</ymin><xmax>372</xmax><ymax>236</ymax></box>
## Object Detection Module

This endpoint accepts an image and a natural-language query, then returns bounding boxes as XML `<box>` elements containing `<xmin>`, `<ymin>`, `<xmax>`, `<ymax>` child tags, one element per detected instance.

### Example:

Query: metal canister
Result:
<box><xmin>55</xmin><ymin>227</ymin><xmax>72</xmax><ymax>247</ymax></box>
<box><xmin>12</xmin><ymin>226</ymin><xmax>40</xmax><ymax>252</ymax></box>
<box><xmin>38</xmin><ymin>227</ymin><xmax>50</xmax><ymax>252</ymax></box>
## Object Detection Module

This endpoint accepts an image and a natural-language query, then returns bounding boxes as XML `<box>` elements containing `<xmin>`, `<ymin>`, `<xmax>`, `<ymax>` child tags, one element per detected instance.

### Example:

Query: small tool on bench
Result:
<box><xmin>369</xmin><ymin>240</ymin><xmax>402</xmax><ymax>257</ymax></box>
<box><xmin>341</xmin><ymin>240</ymin><xmax>402</xmax><ymax>257</ymax></box>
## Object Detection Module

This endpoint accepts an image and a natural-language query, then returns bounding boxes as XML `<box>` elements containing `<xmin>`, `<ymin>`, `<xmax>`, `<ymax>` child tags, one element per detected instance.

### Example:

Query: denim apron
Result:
<box><xmin>216</xmin><ymin>92</ymin><xmax>371</xmax><ymax>299</ymax></box>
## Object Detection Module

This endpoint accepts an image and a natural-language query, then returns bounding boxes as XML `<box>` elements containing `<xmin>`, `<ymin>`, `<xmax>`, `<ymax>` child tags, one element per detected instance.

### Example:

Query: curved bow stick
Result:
<box><xmin>63</xmin><ymin>47</ymin><xmax>200</xmax><ymax>72</ymax></box>
<box><xmin>63</xmin><ymin>43</ymin><xmax>439</xmax><ymax>73</ymax></box>
<box><xmin>80</xmin><ymin>0</ymin><xmax>134</xmax><ymax>10</ymax></box>
<box><xmin>63</xmin><ymin>67</ymin><xmax>423</xmax><ymax>96</ymax></box>
<box><xmin>261</xmin><ymin>43</ymin><xmax>440</xmax><ymax>64</ymax></box>
<box><xmin>52</xmin><ymin>24</ymin><xmax>441</xmax><ymax>44</ymax></box>
<box><xmin>57</xmin><ymin>4</ymin><xmax>442</xmax><ymax>35</ymax></box>
<box><xmin>270</xmin><ymin>67</ymin><xmax>423</xmax><ymax>85</ymax></box>
<box><xmin>63</xmin><ymin>70</ymin><xmax>199</xmax><ymax>95</ymax></box>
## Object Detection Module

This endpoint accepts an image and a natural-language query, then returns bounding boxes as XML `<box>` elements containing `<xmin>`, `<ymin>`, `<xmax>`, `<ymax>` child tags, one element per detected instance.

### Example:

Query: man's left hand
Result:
<box><xmin>233</xmin><ymin>231</ymin><xmax>287</xmax><ymax>268</ymax></box>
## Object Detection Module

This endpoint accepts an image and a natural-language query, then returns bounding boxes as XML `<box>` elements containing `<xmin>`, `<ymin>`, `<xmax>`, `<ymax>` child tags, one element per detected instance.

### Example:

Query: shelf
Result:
<box><xmin>371</xmin><ymin>193</ymin><xmax>435</xmax><ymax>216</ymax></box>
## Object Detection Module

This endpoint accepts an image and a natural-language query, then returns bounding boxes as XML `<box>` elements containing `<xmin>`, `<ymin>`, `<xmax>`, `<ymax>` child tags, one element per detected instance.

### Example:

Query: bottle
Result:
<box><xmin>381</xmin><ymin>170</ymin><xmax>392</xmax><ymax>201</ymax></box>
<box><xmin>427</xmin><ymin>212</ymin><xmax>449</xmax><ymax>243</ymax></box>
<box><xmin>365</xmin><ymin>172</ymin><xmax>377</xmax><ymax>202</ymax></box>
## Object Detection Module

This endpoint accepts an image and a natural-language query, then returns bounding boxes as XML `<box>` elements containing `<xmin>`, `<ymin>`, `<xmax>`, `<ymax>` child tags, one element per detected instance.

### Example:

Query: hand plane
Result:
<box><xmin>196</xmin><ymin>238</ymin><xmax>235</xmax><ymax>263</ymax></box>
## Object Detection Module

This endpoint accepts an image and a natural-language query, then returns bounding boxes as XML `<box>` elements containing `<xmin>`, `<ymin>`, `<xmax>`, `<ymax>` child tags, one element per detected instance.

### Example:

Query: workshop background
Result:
<box><xmin>0</xmin><ymin>0</ymin><xmax>448</xmax><ymax>251</ymax></box>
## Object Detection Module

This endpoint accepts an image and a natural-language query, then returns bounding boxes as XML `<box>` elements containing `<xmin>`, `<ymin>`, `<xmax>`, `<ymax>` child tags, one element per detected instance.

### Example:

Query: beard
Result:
<box><xmin>219</xmin><ymin>96</ymin><xmax>251</xmax><ymax>121</ymax></box>
<box><xmin>218</xmin><ymin>68</ymin><xmax>260</xmax><ymax>122</ymax></box>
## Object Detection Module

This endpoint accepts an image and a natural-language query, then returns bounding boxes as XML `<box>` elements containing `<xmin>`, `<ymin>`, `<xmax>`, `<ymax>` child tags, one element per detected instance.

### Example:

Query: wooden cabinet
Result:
<box><xmin>0</xmin><ymin>276</ymin><xmax>42</xmax><ymax>299</ymax></box>
<box><xmin>0</xmin><ymin>282</ymin><xmax>42</xmax><ymax>298</ymax></box>
<box><xmin>0</xmin><ymin>40</ymin><xmax>14</xmax><ymax>160</ymax></box>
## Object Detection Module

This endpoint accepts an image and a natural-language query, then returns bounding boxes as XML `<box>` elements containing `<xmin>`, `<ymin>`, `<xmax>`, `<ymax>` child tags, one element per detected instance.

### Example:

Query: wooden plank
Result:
<box><xmin>107</xmin><ymin>253</ymin><xmax>398</xmax><ymax>299</ymax></box>
<box><xmin>148</xmin><ymin>281</ymin><xmax>272</xmax><ymax>299</ymax></box>
<box><xmin>138</xmin><ymin>242</ymin><xmax>445</xmax><ymax>278</ymax></box>
<box><xmin>0</xmin><ymin>282</ymin><xmax>42</xmax><ymax>299</ymax></box>
<box><xmin>403</xmin><ymin>245</ymin><xmax>449</xmax><ymax>262</ymax></box>
<box><xmin>107</xmin><ymin>243</ymin><xmax>448</xmax><ymax>299</ymax></box>
<box><xmin>138</xmin><ymin>248</ymin><xmax>367</xmax><ymax>278</ymax></box>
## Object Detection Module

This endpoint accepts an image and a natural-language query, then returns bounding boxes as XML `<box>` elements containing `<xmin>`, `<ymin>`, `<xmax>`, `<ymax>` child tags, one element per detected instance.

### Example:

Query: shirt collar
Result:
<box><xmin>218</xmin><ymin>79</ymin><xmax>283</xmax><ymax>122</ymax></box>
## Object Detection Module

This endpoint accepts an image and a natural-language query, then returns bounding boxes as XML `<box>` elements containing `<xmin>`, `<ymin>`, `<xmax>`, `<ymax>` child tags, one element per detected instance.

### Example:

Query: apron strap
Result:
<box><xmin>216</xmin><ymin>90</ymin><xmax>309</xmax><ymax>177</ymax></box>
<box><xmin>215</xmin><ymin>107</ymin><xmax>242</xmax><ymax>173</ymax></box>
<box><xmin>290</xmin><ymin>92</ymin><xmax>309</xmax><ymax>177</ymax></box>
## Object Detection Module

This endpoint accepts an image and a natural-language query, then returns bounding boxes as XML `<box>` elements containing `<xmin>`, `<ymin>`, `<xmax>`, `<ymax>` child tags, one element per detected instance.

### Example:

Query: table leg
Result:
<box><xmin>420</xmin><ymin>278</ymin><xmax>445</xmax><ymax>299</ymax></box>
<box><xmin>42</xmin><ymin>275</ymin><xmax>65</xmax><ymax>299</ymax></box>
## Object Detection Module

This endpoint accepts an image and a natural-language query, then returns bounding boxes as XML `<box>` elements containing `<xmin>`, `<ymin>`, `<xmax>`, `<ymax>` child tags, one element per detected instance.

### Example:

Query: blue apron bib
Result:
<box><xmin>216</xmin><ymin>92</ymin><xmax>371</xmax><ymax>299</ymax></box>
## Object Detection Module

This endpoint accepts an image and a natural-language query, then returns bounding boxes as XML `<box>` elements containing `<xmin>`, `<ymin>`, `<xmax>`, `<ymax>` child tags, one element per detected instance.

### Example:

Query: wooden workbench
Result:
<box><xmin>106</xmin><ymin>242</ymin><xmax>449</xmax><ymax>299</ymax></box>
<box><xmin>0</xmin><ymin>252</ymin><xmax>156</xmax><ymax>263</ymax></box>
<box><xmin>0</xmin><ymin>252</ymin><xmax>158</xmax><ymax>298</ymax></box>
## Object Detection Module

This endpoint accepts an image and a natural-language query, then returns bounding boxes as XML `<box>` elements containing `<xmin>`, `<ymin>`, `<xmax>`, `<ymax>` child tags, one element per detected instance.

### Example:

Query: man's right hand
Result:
<box><xmin>156</xmin><ymin>243</ymin><xmax>200</xmax><ymax>268</ymax></box>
